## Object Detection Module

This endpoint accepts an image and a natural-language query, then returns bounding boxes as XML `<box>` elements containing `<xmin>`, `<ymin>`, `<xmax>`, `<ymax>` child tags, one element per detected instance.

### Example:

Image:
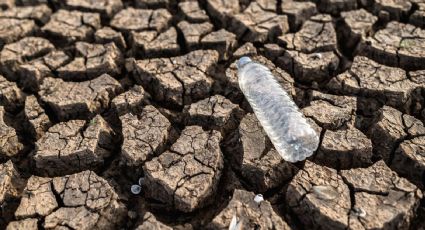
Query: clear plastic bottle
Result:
<box><xmin>237</xmin><ymin>57</ymin><xmax>319</xmax><ymax>162</ymax></box>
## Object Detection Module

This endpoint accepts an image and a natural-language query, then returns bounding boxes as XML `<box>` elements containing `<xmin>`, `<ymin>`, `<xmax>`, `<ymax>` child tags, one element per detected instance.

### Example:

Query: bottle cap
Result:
<box><xmin>237</xmin><ymin>56</ymin><xmax>252</xmax><ymax>69</ymax></box>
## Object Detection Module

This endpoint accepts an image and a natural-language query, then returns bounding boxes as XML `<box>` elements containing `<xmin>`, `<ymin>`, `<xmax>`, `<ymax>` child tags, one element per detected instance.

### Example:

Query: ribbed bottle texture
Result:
<box><xmin>237</xmin><ymin>57</ymin><xmax>319</xmax><ymax>162</ymax></box>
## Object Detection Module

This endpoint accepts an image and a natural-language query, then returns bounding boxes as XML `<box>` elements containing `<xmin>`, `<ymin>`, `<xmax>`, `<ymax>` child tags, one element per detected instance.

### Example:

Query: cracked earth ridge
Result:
<box><xmin>0</xmin><ymin>0</ymin><xmax>425</xmax><ymax>229</ymax></box>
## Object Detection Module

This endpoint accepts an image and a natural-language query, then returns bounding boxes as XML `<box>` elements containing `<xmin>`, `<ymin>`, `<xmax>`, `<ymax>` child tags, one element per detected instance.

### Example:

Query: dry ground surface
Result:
<box><xmin>1</xmin><ymin>0</ymin><xmax>425</xmax><ymax>229</ymax></box>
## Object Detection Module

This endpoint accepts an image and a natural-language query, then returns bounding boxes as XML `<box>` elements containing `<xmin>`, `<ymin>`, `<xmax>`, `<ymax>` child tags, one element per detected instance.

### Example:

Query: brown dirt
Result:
<box><xmin>1</xmin><ymin>0</ymin><xmax>425</xmax><ymax>229</ymax></box>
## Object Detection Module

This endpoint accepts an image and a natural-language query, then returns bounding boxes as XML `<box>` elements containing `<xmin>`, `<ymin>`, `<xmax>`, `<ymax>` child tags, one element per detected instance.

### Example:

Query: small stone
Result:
<box><xmin>312</xmin><ymin>53</ymin><xmax>322</xmax><ymax>59</ymax></box>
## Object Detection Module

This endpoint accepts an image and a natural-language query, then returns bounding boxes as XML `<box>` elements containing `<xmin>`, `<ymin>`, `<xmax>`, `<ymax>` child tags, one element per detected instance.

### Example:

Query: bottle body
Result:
<box><xmin>237</xmin><ymin>57</ymin><xmax>319</xmax><ymax>162</ymax></box>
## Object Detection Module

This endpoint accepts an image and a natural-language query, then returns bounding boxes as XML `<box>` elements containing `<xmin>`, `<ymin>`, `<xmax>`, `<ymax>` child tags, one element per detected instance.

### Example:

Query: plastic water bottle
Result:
<box><xmin>237</xmin><ymin>57</ymin><xmax>319</xmax><ymax>162</ymax></box>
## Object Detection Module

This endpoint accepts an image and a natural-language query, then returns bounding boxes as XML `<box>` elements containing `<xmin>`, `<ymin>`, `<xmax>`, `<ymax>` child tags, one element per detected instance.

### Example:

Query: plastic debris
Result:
<box><xmin>131</xmin><ymin>184</ymin><xmax>142</xmax><ymax>195</ymax></box>
<box><xmin>254</xmin><ymin>194</ymin><xmax>264</xmax><ymax>204</ymax></box>
<box><xmin>237</xmin><ymin>57</ymin><xmax>320</xmax><ymax>162</ymax></box>
<box><xmin>352</xmin><ymin>207</ymin><xmax>367</xmax><ymax>217</ymax></box>
<box><xmin>311</xmin><ymin>53</ymin><xmax>322</xmax><ymax>59</ymax></box>
<box><xmin>229</xmin><ymin>214</ymin><xmax>243</xmax><ymax>230</ymax></box>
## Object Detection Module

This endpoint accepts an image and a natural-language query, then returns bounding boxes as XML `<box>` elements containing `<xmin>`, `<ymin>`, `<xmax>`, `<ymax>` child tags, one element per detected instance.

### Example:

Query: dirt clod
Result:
<box><xmin>121</xmin><ymin>105</ymin><xmax>173</xmax><ymax>167</ymax></box>
<box><xmin>131</xmin><ymin>50</ymin><xmax>218</xmax><ymax>108</ymax></box>
<box><xmin>42</xmin><ymin>10</ymin><xmax>101</xmax><ymax>44</ymax></box>
<box><xmin>0</xmin><ymin>107</ymin><xmax>24</xmax><ymax>159</ymax></box>
<box><xmin>110</xmin><ymin>7</ymin><xmax>171</xmax><ymax>33</ymax></box>
<box><xmin>143</xmin><ymin>126</ymin><xmax>223</xmax><ymax>212</ymax></box>
<box><xmin>57</xmin><ymin>42</ymin><xmax>122</xmax><ymax>80</ymax></box>
<box><xmin>39</xmin><ymin>74</ymin><xmax>122</xmax><ymax>121</ymax></box>
<box><xmin>358</xmin><ymin>21</ymin><xmax>425</xmax><ymax>70</ymax></box>
<box><xmin>14</xmin><ymin>170</ymin><xmax>126</xmax><ymax>229</ymax></box>
<box><xmin>184</xmin><ymin>95</ymin><xmax>244</xmax><ymax>135</ymax></box>
<box><xmin>34</xmin><ymin>115</ymin><xmax>115</xmax><ymax>176</ymax></box>
<box><xmin>208</xmin><ymin>189</ymin><xmax>291</xmax><ymax>229</ymax></box>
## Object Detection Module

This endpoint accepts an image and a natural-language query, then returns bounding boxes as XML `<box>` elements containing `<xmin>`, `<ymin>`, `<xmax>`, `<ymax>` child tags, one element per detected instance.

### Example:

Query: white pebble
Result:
<box><xmin>254</xmin><ymin>194</ymin><xmax>264</xmax><ymax>203</ymax></box>
<box><xmin>131</xmin><ymin>184</ymin><xmax>142</xmax><ymax>195</ymax></box>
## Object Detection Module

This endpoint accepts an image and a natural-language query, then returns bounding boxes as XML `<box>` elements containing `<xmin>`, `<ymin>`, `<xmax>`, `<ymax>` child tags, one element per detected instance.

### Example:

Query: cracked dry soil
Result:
<box><xmin>0</xmin><ymin>0</ymin><xmax>425</xmax><ymax>229</ymax></box>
